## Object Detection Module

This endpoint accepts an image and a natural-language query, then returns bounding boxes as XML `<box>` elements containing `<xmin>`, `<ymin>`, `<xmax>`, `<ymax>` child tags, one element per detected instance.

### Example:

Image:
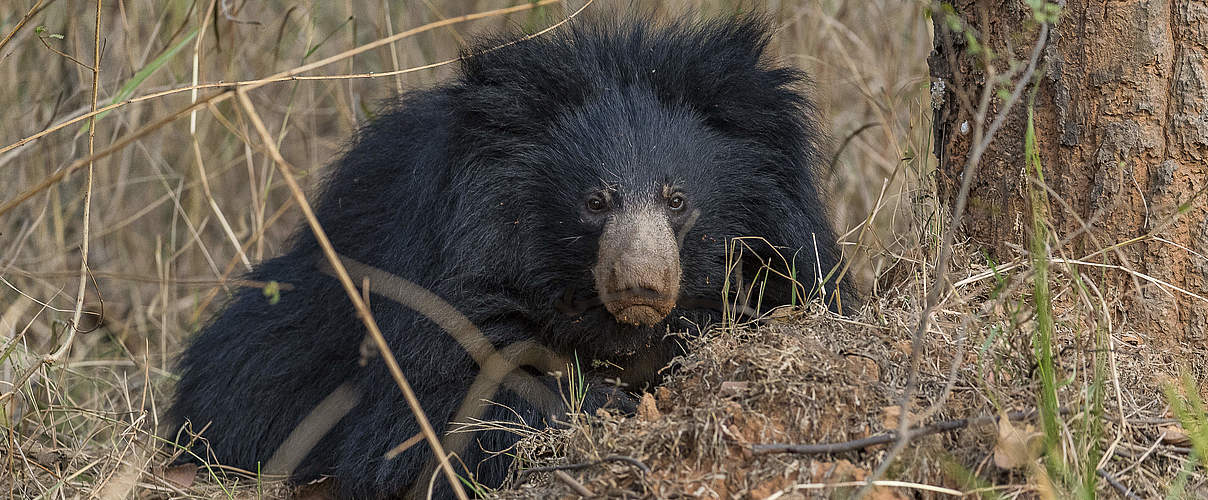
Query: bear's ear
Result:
<box><xmin>637</xmin><ymin>15</ymin><xmax>820</xmax><ymax>162</ymax></box>
<box><xmin>449</xmin><ymin>28</ymin><xmax>592</xmax><ymax>144</ymax></box>
<box><xmin>448</xmin><ymin>14</ymin><xmax>820</xmax><ymax>165</ymax></box>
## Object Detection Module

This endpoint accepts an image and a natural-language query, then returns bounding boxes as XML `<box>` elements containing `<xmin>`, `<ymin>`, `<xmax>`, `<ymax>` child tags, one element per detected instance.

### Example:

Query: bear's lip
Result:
<box><xmin>613</xmin><ymin>305</ymin><xmax>663</xmax><ymax>326</ymax></box>
<box><xmin>603</xmin><ymin>290</ymin><xmax>676</xmax><ymax>326</ymax></box>
<box><xmin>557</xmin><ymin>288</ymin><xmax>754</xmax><ymax>322</ymax></box>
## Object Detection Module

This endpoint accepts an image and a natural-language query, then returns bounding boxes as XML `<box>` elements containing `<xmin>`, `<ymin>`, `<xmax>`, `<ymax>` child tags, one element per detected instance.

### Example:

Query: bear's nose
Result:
<box><xmin>593</xmin><ymin>208</ymin><xmax>681</xmax><ymax>326</ymax></box>
<box><xmin>605</xmin><ymin>253</ymin><xmax>677</xmax><ymax>299</ymax></box>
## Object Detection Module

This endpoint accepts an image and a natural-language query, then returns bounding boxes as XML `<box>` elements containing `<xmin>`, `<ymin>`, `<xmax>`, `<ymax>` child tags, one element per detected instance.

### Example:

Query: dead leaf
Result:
<box><xmin>726</xmin><ymin>423</ymin><xmax>748</xmax><ymax>443</ymax></box>
<box><xmin>881</xmin><ymin>405</ymin><xmax>911</xmax><ymax>430</ymax></box>
<box><xmin>162</xmin><ymin>463</ymin><xmax>197</xmax><ymax>488</ymax></box>
<box><xmin>1160</xmin><ymin>424</ymin><xmax>1192</xmax><ymax>446</ymax></box>
<box><xmin>844</xmin><ymin>355</ymin><xmax>880</xmax><ymax>383</ymax></box>
<box><xmin>993</xmin><ymin>412</ymin><xmax>1044</xmax><ymax>469</ymax></box>
<box><xmin>809</xmin><ymin>459</ymin><xmax>867</xmax><ymax>482</ymax></box>
<box><xmin>655</xmin><ymin>385</ymin><xmax>673</xmax><ymax>406</ymax></box>
<box><xmin>720</xmin><ymin>381</ymin><xmax>749</xmax><ymax>397</ymax></box>
<box><xmin>31</xmin><ymin>448</ymin><xmax>67</xmax><ymax>468</ymax></box>
<box><xmin>637</xmin><ymin>392</ymin><xmax>661</xmax><ymax>421</ymax></box>
<box><xmin>764</xmin><ymin>306</ymin><xmax>797</xmax><ymax>321</ymax></box>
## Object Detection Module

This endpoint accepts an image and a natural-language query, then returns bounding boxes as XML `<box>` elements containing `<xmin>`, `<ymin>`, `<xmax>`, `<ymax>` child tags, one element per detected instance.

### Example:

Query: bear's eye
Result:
<box><xmin>586</xmin><ymin>195</ymin><xmax>609</xmax><ymax>213</ymax></box>
<box><xmin>667</xmin><ymin>195</ymin><xmax>686</xmax><ymax>211</ymax></box>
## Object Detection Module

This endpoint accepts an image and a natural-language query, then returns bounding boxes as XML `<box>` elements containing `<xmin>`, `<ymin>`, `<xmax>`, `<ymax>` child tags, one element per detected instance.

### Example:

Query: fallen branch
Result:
<box><xmin>753</xmin><ymin>408</ymin><xmax>1059</xmax><ymax>455</ymax></box>
<box><xmin>553</xmin><ymin>470</ymin><xmax>594</xmax><ymax>497</ymax></box>
<box><xmin>1097</xmin><ymin>468</ymin><xmax>1142</xmax><ymax>500</ymax></box>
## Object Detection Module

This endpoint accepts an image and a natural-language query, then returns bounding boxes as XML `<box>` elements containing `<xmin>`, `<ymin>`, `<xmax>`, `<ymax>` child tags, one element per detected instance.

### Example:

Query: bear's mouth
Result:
<box><xmin>555</xmin><ymin>287</ymin><xmax>761</xmax><ymax>324</ymax></box>
<box><xmin>613</xmin><ymin>304</ymin><xmax>661</xmax><ymax>325</ymax></box>
<box><xmin>556</xmin><ymin>287</ymin><xmax>673</xmax><ymax>323</ymax></box>
<box><xmin>601</xmin><ymin>288</ymin><xmax>677</xmax><ymax>326</ymax></box>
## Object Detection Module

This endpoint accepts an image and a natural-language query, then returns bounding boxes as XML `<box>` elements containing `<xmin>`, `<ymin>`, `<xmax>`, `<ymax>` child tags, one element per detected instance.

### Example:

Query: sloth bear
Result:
<box><xmin>171</xmin><ymin>13</ymin><xmax>848</xmax><ymax>499</ymax></box>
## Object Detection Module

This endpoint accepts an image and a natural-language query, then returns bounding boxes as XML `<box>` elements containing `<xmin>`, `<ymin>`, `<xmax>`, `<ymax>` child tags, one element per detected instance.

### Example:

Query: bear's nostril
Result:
<box><xmin>627</xmin><ymin>286</ymin><xmax>664</xmax><ymax>302</ymax></box>
<box><xmin>613</xmin><ymin>264</ymin><xmax>673</xmax><ymax>298</ymax></box>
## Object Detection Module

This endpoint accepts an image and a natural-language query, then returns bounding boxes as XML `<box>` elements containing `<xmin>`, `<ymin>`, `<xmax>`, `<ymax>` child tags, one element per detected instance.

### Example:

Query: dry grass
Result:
<box><xmin>1</xmin><ymin>0</ymin><xmax>1205</xmax><ymax>499</ymax></box>
<box><xmin>500</xmin><ymin>258</ymin><xmax>1208</xmax><ymax>498</ymax></box>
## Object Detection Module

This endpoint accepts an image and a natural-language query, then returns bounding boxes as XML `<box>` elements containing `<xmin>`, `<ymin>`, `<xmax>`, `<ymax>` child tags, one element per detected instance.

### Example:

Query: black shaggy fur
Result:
<box><xmin>171</xmin><ymin>14</ymin><xmax>848</xmax><ymax>499</ymax></box>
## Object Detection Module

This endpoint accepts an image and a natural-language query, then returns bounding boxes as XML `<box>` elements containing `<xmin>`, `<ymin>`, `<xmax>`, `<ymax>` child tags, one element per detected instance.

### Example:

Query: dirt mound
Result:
<box><xmin>496</xmin><ymin>291</ymin><xmax>1207</xmax><ymax>499</ymax></box>
<box><xmin>500</xmin><ymin>306</ymin><xmax>935</xmax><ymax>498</ymax></box>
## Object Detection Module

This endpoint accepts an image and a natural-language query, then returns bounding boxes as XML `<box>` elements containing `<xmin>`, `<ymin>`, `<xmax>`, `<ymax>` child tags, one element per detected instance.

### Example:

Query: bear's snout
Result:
<box><xmin>593</xmin><ymin>208</ymin><xmax>681</xmax><ymax>326</ymax></box>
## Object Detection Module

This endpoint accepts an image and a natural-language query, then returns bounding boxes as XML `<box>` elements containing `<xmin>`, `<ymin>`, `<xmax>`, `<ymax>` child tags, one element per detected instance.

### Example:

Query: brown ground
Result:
<box><xmin>493</xmin><ymin>271</ymin><xmax>1208</xmax><ymax>499</ymax></box>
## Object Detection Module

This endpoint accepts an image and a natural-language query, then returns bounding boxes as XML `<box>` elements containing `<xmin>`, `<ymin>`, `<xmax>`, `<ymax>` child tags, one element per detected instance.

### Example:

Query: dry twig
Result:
<box><xmin>753</xmin><ymin>408</ymin><xmax>1056</xmax><ymax>455</ymax></box>
<box><xmin>860</xmin><ymin>12</ymin><xmax>1052</xmax><ymax>497</ymax></box>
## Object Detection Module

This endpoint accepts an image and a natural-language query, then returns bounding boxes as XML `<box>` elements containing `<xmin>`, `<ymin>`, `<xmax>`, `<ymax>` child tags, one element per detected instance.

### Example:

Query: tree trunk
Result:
<box><xmin>930</xmin><ymin>1</ymin><xmax>1208</xmax><ymax>341</ymax></box>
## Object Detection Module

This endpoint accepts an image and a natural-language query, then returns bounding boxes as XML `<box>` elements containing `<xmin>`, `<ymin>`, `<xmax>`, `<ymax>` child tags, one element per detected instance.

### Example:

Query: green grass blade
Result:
<box><xmin>1024</xmin><ymin>101</ymin><xmax>1063</xmax><ymax>484</ymax></box>
<box><xmin>78</xmin><ymin>28</ymin><xmax>199</xmax><ymax>136</ymax></box>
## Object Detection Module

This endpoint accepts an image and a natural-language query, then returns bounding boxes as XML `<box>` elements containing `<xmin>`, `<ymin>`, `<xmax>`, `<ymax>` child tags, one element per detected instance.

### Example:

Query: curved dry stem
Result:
<box><xmin>236</xmin><ymin>89</ymin><xmax>469</xmax><ymax>500</ymax></box>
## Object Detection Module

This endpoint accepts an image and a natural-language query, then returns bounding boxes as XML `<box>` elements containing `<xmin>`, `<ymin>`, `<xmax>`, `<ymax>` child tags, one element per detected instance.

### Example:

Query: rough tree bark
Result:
<box><xmin>930</xmin><ymin>1</ymin><xmax>1208</xmax><ymax>342</ymax></box>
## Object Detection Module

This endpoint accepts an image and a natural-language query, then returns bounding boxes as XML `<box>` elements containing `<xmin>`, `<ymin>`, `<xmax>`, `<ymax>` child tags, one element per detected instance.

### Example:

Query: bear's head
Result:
<box><xmin>441</xmin><ymin>15</ymin><xmax>838</xmax><ymax>361</ymax></box>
